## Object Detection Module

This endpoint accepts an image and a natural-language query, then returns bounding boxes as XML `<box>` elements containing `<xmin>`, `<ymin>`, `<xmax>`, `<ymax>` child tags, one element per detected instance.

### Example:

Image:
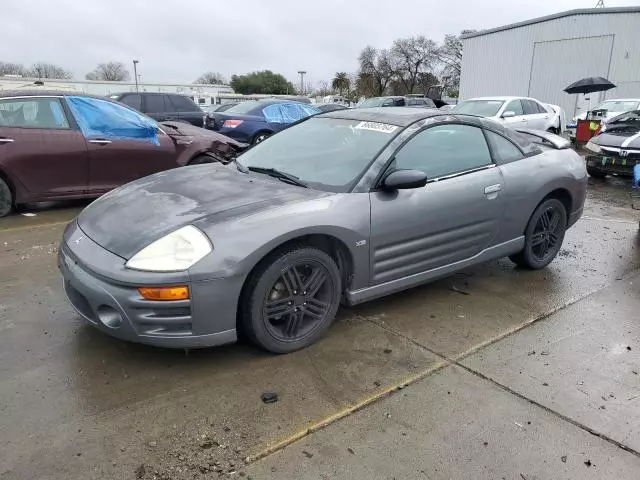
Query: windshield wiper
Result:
<box><xmin>246</xmin><ymin>166</ymin><xmax>308</xmax><ymax>188</ymax></box>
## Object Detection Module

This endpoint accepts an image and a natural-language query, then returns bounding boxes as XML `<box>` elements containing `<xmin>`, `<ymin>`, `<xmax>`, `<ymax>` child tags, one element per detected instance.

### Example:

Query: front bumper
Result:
<box><xmin>586</xmin><ymin>154</ymin><xmax>638</xmax><ymax>177</ymax></box>
<box><xmin>58</xmin><ymin>222</ymin><xmax>240</xmax><ymax>348</ymax></box>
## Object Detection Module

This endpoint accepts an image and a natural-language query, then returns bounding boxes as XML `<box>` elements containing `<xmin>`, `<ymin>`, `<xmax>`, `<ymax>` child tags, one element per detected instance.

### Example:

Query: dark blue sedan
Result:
<box><xmin>206</xmin><ymin>100</ymin><xmax>320</xmax><ymax>145</ymax></box>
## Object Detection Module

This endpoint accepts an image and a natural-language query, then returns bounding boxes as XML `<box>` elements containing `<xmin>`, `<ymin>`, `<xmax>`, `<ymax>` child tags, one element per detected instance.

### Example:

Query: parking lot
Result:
<box><xmin>0</xmin><ymin>176</ymin><xmax>638</xmax><ymax>480</ymax></box>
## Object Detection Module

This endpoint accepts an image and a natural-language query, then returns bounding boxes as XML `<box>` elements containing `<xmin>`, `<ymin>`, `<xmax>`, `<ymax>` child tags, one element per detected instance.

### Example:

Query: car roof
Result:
<box><xmin>0</xmin><ymin>89</ymin><xmax>108</xmax><ymax>100</ymax></box>
<box><xmin>599</xmin><ymin>98</ymin><xmax>640</xmax><ymax>102</ymax></box>
<box><xmin>318</xmin><ymin>106</ymin><xmax>495</xmax><ymax>128</ymax></box>
<box><xmin>465</xmin><ymin>96</ymin><xmax>536</xmax><ymax>101</ymax></box>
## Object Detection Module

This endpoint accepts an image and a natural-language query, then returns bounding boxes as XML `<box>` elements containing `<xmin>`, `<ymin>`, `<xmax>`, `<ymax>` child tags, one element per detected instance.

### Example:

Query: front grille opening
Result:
<box><xmin>65</xmin><ymin>282</ymin><xmax>96</xmax><ymax>322</ymax></box>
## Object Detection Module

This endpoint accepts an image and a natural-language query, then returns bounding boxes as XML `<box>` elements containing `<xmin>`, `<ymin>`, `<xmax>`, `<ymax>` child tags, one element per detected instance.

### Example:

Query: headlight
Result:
<box><xmin>585</xmin><ymin>140</ymin><xmax>601</xmax><ymax>154</ymax></box>
<box><xmin>126</xmin><ymin>225</ymin><xmax>212</xmax><ymax>272</ymax></box>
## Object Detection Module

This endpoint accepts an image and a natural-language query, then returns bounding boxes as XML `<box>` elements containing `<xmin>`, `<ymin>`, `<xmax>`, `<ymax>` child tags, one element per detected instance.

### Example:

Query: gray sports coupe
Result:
<box><xmin>59</xmin><ymin>108</ymin><xmax>587</xmax><ymax>353</ymax></box>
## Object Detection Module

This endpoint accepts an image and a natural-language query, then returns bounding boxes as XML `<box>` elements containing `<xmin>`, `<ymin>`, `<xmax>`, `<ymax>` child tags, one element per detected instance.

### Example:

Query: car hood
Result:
<box><xmin>77</xmin><ymin>164</ymin><xmax>330</xmax><ymax>259</ymax></box>
<box><xmin>592</xmin><ymin>131</ymin><xmax>640</xmax><ymax>149</ymax></box>
<box><xmin>160</xmin><ymin>121</ymin><xmax>248</xmax><ymax>160</ymax></box>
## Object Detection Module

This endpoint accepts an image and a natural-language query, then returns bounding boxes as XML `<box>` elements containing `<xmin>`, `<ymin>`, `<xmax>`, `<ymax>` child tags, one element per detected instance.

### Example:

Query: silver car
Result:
<box><xmin>454</xmin><ymin>97</ymin><xmax>564</xmax><ymax>133</ymax></box>
<box><xmin>58</xmin><ymin>108</ymin><xmax>587</xmax><ymax>353</ymax></box>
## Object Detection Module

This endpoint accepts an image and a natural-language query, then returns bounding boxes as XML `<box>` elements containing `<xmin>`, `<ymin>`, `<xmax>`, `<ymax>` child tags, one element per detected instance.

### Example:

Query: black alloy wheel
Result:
<box><xmin>510</xmin><ymin>198</ymin><xmax>567</xmax><ymax>269</ymax></box>
<box><xmin>242</xmin><ymin>246</ymin><xmax>341</xmax><ymax>353</ymax></box>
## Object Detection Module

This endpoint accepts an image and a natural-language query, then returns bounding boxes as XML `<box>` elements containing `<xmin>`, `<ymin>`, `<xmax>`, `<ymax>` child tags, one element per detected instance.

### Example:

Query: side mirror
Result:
<box><xmin>382</xmin><ymin>169</ymin><xmax>428</xmax><ymax>190</ymax></box>
<box><xmin>502</xmin><ymin>110</ymin><xmax>516</xmax><ymax>118</ymax></box>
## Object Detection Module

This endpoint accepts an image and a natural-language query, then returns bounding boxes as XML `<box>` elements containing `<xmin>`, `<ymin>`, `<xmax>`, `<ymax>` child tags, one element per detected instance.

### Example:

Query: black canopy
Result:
<box><xmin>564</xmin><ymin>77</ymin><xmax>616</xmax><ymax>94</ymax></box>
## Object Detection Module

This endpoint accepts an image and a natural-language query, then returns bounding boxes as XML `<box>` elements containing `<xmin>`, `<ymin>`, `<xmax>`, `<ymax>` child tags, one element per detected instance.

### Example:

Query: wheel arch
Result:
<box><xmin>235</xmin><ymin>232</ymin><xmax>355</xmax><ymax>334</ymax></box>
<box><xmin>0</xmin><ymin>167</ymin><xmax>17</xmax><ymax>204</ymax></box>
<box><xmin>541</xmin><ymin>188</ymin><xmax>572</xmax><ymax>223</ymax></box>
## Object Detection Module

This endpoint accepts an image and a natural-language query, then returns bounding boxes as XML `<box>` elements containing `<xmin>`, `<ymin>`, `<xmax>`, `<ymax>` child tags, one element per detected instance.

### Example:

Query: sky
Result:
<box><xmin>2</xmin><ymin>0</ymin><xmax>639</xmax><ymax>86</ymax></box>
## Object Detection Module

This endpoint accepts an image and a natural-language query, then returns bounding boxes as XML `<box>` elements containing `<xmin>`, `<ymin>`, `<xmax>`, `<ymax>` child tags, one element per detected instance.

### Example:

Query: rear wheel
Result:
<box><xmin>587</xmin><ymin>166</ymin><xmax>607</xmax><ymax>179</ymax></box>
<box><xmin>0</xmin><ymin>178</ymin><xmax>13</xmax><ymax>218</ymax></box>
<box><xmin>252</xmin><ymin>132</ymin><xmax>271</xmax><ymax>145</ymax></box>
<box><xmin>242</xmin><ymin>246</ymin><xmax>341</xmax><ymax>353</ymax></box>
<box><xmin>509</xmin><ymin>198</ymin><xmax>567</xmax><ymax>269</ymax></box>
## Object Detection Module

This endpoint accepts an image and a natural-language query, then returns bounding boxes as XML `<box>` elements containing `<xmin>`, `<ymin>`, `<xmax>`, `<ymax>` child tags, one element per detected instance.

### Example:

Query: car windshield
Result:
<box><xmin>453</xmin><ymin>100</ymin><xmax>504</xmax><ymax>116</ymax></box>
<box><xmin>358</xmin><ymin>98</ymin><xmax>385</xmax><ymax>108</ymax></box>
<box><xmin>224</xmin><ymin>101</ymin><xmax>261</xmax><ymax>115</ymax></box>
<box><xmin>236</xmin><ymin>117</ymin><xmax>399</xmax><ymax>192</ymax></box>
<box><xmin>593</xmin><ymin>100</ymin><xmax>639</xmax><ymax>112</ymax></box>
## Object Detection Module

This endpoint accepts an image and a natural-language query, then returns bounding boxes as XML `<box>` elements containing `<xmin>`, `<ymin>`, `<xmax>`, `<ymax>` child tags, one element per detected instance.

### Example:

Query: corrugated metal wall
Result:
<box><xmin>460</xmin><ymin>11</ymin><xmax>640</xmax><ymax>116</ymax></box>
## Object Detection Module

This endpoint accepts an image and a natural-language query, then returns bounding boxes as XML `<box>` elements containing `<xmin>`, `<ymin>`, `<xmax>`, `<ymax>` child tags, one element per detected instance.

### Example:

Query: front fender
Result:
<box><xmin>187</xmin><ymin>193</ymin><xmax>372</xmax><ymax>289</ymax></box>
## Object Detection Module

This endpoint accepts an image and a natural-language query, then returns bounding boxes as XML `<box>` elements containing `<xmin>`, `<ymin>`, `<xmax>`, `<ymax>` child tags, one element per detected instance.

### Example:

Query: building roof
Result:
<box><xmin>462</xmin><ymin>6</ymin><xmax>640</xmax><ymax>39</ymax></box>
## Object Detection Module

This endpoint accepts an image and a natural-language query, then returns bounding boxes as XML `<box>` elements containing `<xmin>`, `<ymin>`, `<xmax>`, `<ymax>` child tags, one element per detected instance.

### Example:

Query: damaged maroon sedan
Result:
<box><xmin>0</xmin><ymin>90</ymin><xmax>245</xmax><ymax>217</ymax></box>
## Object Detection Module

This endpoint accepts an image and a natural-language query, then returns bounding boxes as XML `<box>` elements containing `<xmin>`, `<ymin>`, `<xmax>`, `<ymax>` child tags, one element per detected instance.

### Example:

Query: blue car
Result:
<box><xmin>206</xmin><ymin>100</ymin><xmax>320</xmax><ymax>145</ymax></box>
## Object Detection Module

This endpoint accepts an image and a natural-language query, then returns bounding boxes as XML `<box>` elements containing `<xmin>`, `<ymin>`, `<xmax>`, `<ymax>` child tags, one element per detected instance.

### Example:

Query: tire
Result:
<box><xmin>241</xmin><ymin>246</ymin><xmax>342</xmax><ymax>353</ymax></box>
<box><xmin>0</xmin><ymin>178</ymin><xmax>13</xmax><ymax>218</ymax></box>
<box><xmin>587</xmin><ymin>166</ymin><xmax>607</xmax><ymax>179</ymax></box>
<box><xmin>509</xmin><ymin>198</ymin><xmax>567</xmax><ymax>269</ymax></box>
<box><xmin>252</xmin><ymin>132</ymin><xmax>271</xmax><ymax>145</ymax></box>
<box><xmin>188</xmin><ymin>155</ymin><xmax>214</xmax><ymax>165</ymax></box>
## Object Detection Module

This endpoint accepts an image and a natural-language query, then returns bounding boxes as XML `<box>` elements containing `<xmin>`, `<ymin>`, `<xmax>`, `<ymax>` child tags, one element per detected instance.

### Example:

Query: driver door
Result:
<box><xmin>500</xmin><ymin>99</ymin><xmax>528</xmax><ymax>128</ymax></box>
<box><xmin>368</xmin><ymin>123</ymin><xmax>506</xmax><ymax>285</ymax></box>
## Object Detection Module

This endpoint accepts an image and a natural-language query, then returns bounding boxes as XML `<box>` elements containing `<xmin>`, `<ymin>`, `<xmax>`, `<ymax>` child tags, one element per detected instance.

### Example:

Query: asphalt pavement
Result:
<box><xmin>1</xmin><ymin>178</ymin><xmax>639</xmax><ymax>480</ymax></box>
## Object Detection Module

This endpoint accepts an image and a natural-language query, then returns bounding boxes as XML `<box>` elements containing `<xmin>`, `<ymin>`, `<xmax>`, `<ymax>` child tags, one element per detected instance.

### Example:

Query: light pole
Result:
<box><xmin>133</xmin><ymin>60</ymin><xmax>139</xmax><ymax>92</ymax></box>
<box><xmin>297</xmin><ymin>70</ymin><xmax>306</xmax><ymax>96</ymax></box>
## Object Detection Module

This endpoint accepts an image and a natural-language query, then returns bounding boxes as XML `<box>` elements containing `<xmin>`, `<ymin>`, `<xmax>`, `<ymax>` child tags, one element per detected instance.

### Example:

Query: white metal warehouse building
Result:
<box><xmin>459</xmin><ymin>6</ymin><xmax>640</xmax><ymax>117</ymax></box>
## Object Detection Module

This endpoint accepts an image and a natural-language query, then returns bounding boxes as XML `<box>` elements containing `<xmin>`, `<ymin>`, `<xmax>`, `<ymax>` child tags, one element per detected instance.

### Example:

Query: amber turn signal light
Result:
<box><xmin>138</xmin><ymin>286</ymin><xmax>189</xmax><ymax>301</ymax></box>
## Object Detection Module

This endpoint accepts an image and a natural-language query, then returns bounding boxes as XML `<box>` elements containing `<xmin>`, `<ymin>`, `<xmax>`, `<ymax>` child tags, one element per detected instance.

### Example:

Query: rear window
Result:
<box><xmin>224</xmin><ymin>101</ymin><xmax>262</xmax><ymax>115</ymax></box>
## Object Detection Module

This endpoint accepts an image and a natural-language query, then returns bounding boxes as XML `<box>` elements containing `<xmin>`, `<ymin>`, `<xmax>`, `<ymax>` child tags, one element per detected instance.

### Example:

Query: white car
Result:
<box><xmin>453</xmin><ymin>96</ymin><xmax>564</xmax><ymax>133</ymax></box>
<box><xmin>567</xmin><ymin>98</ymin><xmax>640</xmax><ymax>140</ymax></box>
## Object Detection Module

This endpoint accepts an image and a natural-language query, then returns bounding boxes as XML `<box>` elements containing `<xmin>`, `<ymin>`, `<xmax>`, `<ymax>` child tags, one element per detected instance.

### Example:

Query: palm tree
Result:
<box><xmin>331</xmin><ymin>72</ymin><xmax>350</xmax><ymax>96</ymax></box>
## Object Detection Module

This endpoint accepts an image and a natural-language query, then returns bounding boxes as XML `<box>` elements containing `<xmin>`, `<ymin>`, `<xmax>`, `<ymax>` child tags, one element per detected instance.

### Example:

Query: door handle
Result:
<box><xmin>484</xmin><ymin>184</ymin><xmax>502</xmax><ymax>194</ymax></box>
<box><xmin>544</xmin><ymin>115</ymin><xmax>549</xmax><ymax>119</ymax></box>
<box><xmin>0</xmin><ymin>138</ymin><xmax>14</xmax><ymax>143</ymax></box>
<box><xmin>89</xmin><ymin>139</ymin><xmax>112</xmax><ymax>145</ymax></box>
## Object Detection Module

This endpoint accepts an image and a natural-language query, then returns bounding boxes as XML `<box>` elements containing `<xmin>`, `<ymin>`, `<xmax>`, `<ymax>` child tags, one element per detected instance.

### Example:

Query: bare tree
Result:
<box><xmin>195</xmin><ymin>72</ymin><xmax>226</xmax><ymax>84</ymax></box>
<box><xmin>434</xmin><ymin>30</ymin><xmax>476</xmax><ymax>93</ymax></box>
<box><xmin>29</xmin><ymin>62</ymin><xmax>72</xmax><ymax>79</ymax></box>
<box><xmin>357</xmin><ymin>46</ymin><xmax>394</xmax><ymax>97</ymax></box>
<box><xmin>315</xmin><ymin>80</ymin><xmax>333</xmax><ymax>97</ymax></box>
<box><xmin>85</xmin><ymin>62</ymin><xmax>130</xmax><ymax>81</ymax></box>
<box><xmin>0</xmin><ymin>62</ymin><xmax>26</xmax><ymax>76</ymax></box>
<box><xmin>390</xmin><ymin>36</ymin><xmax>438</xmax><ymax>94</ymax></box>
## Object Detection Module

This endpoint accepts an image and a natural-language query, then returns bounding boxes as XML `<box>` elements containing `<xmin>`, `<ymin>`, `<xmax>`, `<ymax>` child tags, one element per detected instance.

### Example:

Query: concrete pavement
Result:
<box><xmin>1</xmin><ymin>180</ymin><xmax>639</xmax><ymax>479</ymax></box>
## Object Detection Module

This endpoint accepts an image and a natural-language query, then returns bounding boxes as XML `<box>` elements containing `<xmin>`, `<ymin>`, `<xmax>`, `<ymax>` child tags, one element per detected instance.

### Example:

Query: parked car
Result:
<box><xmin>206</xmin><ymin>100</ymin><xmax>320</xmax><ymax>145</ymax></box>
<box><xmin>453</xmin><ymin>97</ymin><xmax>562</xmax><ymax>132</ymax></box>
<box><xmin>584</xmin><ymin>110</ymin><xmax>640</xmax><ymax>178</ymax></box>
<box><xmin>545</xmin><ymin>104</ymin><xmax>566</xmax><ymax>133</ymax></box>
<box><xmin>109</xmin><ymin>92</ymin><xmax>206</xmax><ymax>128</ymax></box>
<box><xmin>204</xmin><ymin>103</ymin><xmax>238</xmax><ymax>114</ymax></box>
<box><xmin>0</xmin><ymin>90</ymin><xmax>245</xmax><ymax>217</ymax></box>
<box><xmin>59</xmin><ymin>107</ymin><xmax>587</xmax><ymax>353</ymax></box>
<box><xmin>312</xmin><ymin>103</ymin><xmax>349</xmax><ymax>113</ymax></box>
<box><xmin>567</xmin><ymin>98</ymin><xmax>640</xmax><ymax>140</ymax></box>
<box><xmin>358</xmin><ymin>96</ymin><xmax>437</xmax><ymax>108</ymax></box>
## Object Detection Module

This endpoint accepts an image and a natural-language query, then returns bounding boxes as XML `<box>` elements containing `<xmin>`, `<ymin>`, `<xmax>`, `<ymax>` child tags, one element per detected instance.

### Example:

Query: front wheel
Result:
<box><xmin>0</xmin><ymin>178</ymin><xmax>13</xmax><ymax>218</ymax></box>
<box><xmin>587</xmin><ymin>166</ymin><xmax>607</xmax><ymax>179</ymax></box>
<box><xmin>242</xmin><ymin>246</ymin><xmax>342</xmax><ymax>353</ymax></box>
<box><xmin>252</xmin><ymin>132</ymin><xmax>271</xmax><ymax>145</ymax></box>
<box><xmin>509</xmin><ymin>198</ymin><xmax>567</xmax><ymax>269</ymax></box>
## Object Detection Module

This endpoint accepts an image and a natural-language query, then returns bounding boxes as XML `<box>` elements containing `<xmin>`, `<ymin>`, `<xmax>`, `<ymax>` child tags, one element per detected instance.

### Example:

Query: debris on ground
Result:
<box><xmin>383</xmin><ymin>348</ymin><xmax>392</xmax><ymax>354</ymax></box>
<box><xmin>347</xmin><ymin>448</ymin><xmax>355</xmax><ymax>455</ymax></box>
<box><xmin>135</xmin><ymin>464</ymin><xmax>146</xmax><ymax>478</ymax></box>
<box><xmin>626</xmin><ymin>346</ymin><xmax>632</xmax><ymax>351</ymax></box>
<box><xmin>260</xmin><ymin>392</ymin><xmax>278</xmax><ymax>404</ymax></box>
<box><xmin>561</xmin><ymin>456</ymin><xmax>567</xmax><ymax>463</ymax></box>
<box><xmin>302</xmin><ymin>450</ymin><xmax>313</xmax><ymax>458</ymax></box>
<box><xmin>584</xmin><ymin>460</ymin><xmax>593</xmax><ymax>467</ymax></box>
<box><xmin>449</xmin><ymin>284</ymin><xmax>471</xmax><ymax>295</ymax></box>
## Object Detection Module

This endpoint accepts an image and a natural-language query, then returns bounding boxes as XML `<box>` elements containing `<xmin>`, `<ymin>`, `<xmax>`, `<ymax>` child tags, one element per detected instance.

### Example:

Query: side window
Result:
<box><xmin>504</xmin><ymin>99</ymin><xmax>524</xmax><ymax>116</ymax></box>
<box><xmin>169</xmin><ymin>94</ymin><xmax>198</xmax><ymax>112</ymax></box>
<box><xmin>407</xmin><ymin>98</ymin><xmax>419</xmax><ymax>106</ymax></box>
<box><xmin>144</xmin><ymin>94</ymin><xmax>166</xmax><ymax>113</ymax></box>
<box><xmin>424</xmin><ymin>98</ymin><xmax>436</xmax><ymax>108</ymax></box>
<box><xmin>535</xmin><ymin>101</ymin><xmax>548</xmax><ymax>114</ymax></box>
<box><xmin>0</xmin><ymin>97</ymin><xmax>70</xmax><ymax>129</ymax></box>
<box><xmin>522</xmin><ymin>100</ymin><xmax>538</xmax><ymax>115</ymax></box>
<box><xmin>393</xmin><ymin>124</ymin><xmax>492</xmax><ymax>179</ymax></box>
<box><xmin>382</xmin><ymin>98</ymin><xmax>394</xmax><ymax>107</ymax></box>
<box><xmin>119</xmin><ymin>94</ymin><xmax>142</xmax><ymax>111</ymax></box>
<box><xmin>485</xmin><ymin>130</ymin><xmax>524</xmax><ymax>164</ymax></box>
<box><xmin>394</xmin><ymin>98</ymin><xmax>406</xmax><ymax>106</ymax></box>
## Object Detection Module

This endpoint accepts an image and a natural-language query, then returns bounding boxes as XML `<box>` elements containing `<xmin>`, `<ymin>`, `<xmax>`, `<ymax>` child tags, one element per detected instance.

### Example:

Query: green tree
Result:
<box><xmin>331</xmin><ymin>72</ymin><xmax>350</xmax><ymax>96</ymax></box>
<box><xmin>229</xmin><ymin>70</ymin><xmax>295</xmax><ymax>95</ymax></box>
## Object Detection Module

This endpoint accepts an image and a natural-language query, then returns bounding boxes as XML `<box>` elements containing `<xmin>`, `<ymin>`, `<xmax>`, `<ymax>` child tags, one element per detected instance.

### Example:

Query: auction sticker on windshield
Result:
<box><xmin>355</xmin><ymin>121</ymin><xmax>398</xmax><ymax>134</ymax></box>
